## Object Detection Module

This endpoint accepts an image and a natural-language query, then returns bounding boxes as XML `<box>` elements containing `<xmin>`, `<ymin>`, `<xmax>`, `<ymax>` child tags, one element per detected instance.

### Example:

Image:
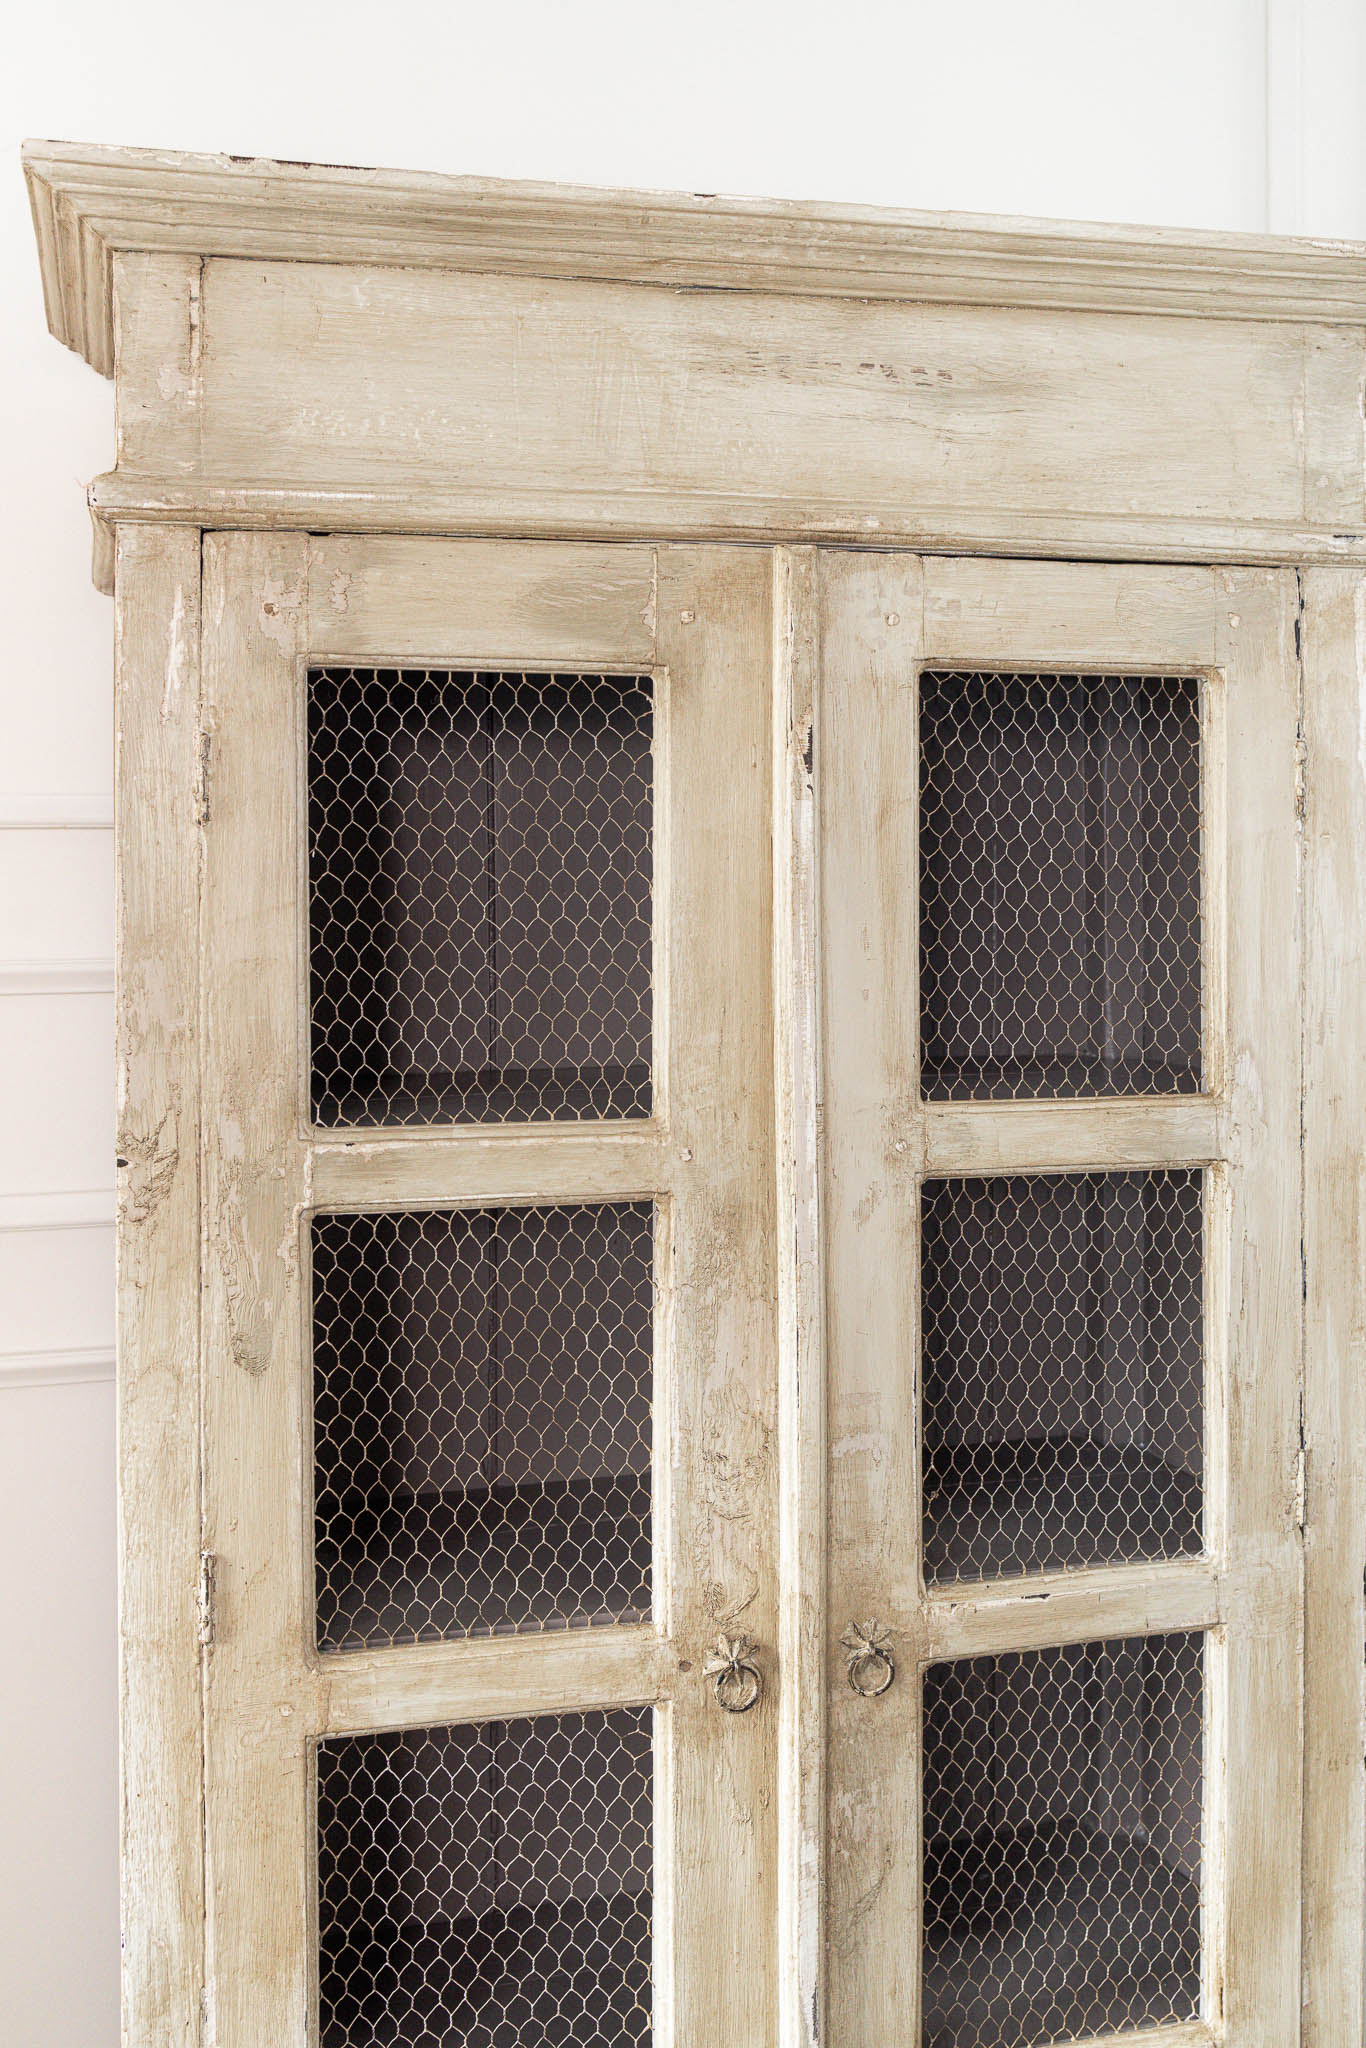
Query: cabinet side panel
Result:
<box><xmin>114</xmin><ymin>523</ymin><xmax>204</xmax><ymax>2046</ymax></box>
<box><xmin>1301</xmin><ymin>568</ymin><xmax>1366</xmax><ymax>2048</ymax></box>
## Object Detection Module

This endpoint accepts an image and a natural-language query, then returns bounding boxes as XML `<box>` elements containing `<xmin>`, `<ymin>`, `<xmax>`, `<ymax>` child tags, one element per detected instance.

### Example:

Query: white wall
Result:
<box><xmin>3</xmin><ymin>1</ymin><xmax>1364</xmax><ymax>2039</ymax></box>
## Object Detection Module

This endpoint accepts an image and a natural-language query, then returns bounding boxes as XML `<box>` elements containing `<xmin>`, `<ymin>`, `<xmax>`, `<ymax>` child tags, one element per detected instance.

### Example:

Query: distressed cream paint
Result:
<box><xmin>24</xmin><ymin>141</ymin><xmax>1366</xmax><ymax>2048</ymax></box>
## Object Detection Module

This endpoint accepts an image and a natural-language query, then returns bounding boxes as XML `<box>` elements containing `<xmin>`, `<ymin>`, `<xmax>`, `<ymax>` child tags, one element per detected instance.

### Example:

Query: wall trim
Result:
<box><xmin>0</xmin><ymin>959</ymin><xmax>114</xmax><ymax>996</ymax></box>
<box><xmin>0</xmin><ymin>793</ymin><xmax>113</xmax><ymax>829</ymax></box>
<box><xmin>0</xmin><ymin>1345</ymin><xmax>115</xmax><ymax>1390</ymax></box>
<box><xmin>0</xmin><ymin>1189</ymin><xmax>116</xmax><ymax>1232</ymax></box>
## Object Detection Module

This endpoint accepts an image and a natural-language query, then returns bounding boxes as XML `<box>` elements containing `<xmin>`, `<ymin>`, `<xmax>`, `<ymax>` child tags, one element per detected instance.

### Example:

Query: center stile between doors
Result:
<box><xmin>195</xmin><ymin>534</ymin><xmax>1303</xmax><ymax>2048</ymax></box>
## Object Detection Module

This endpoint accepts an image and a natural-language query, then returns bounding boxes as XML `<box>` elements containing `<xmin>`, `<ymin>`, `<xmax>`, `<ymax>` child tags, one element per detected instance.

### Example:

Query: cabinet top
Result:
<box><xmin>25</xmin><ymin>137</ymin><xmax>1366</xmax><ymax>378</ymax></box>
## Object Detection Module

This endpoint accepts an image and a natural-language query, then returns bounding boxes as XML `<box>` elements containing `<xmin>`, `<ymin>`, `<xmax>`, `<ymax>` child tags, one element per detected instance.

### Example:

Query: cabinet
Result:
<box><xmin>25</xmin><ymin>143</ymin><xmax>1366</xmax><ymax>2048</ymax></box>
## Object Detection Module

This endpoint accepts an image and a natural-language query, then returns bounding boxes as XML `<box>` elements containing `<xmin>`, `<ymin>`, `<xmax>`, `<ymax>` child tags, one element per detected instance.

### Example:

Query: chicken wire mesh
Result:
<box><xmin>308</xmin><ymin>667</ymin><xmax>653</xmax><ymax>1128</ymax></box>
<box><xmin>921</xmin><ymin>1170</ymin><xmax>1204</xmax><ymax>1585</ymax></box>
<box><xmin>919</xmin><ymin>670</ymin><xmax>1203</xmax><ymax>1102</ymax></box>
<box><xmin>317</xmin><ymin>1707</ymin><xmax>653</xmax><ymax>2048</ymax></box>
<box><xmin>922</xmin><ymin>1631</ymin><xmax>1205</xmax><ymax>2048</ymax></box>
<box><xmin>312</xmin><ymin>1203</ymin><xmax>654</xmax><ymax>1653</ymax></box>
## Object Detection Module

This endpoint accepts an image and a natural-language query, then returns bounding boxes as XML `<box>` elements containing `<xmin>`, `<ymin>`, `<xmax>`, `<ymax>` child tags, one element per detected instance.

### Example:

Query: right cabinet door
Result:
<box><xmin>820</xmin><ymin>556</ymin><xmax>1303</xmax><ymax>2048</ymax></box>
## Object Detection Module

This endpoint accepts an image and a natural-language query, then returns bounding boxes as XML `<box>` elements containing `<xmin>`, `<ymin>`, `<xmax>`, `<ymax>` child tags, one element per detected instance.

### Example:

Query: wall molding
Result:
<box><xmin>0</xmin><ymin>793</ymin><xmax>113</xmax><ymax>829</ymax></box>
<box><xmin>0</xmin><ymin>958</ymin><xmax>114</xmax><ymax>996</ymax></box>
<box><xmin>0</xmin><ymin>1189</ymin><xmax>115</xmax><ymax>1232</ymax></box>
<box><xmin>0</xmin><ymin>1345</ymin><xmax>115</xmax><ymax>1390</ymax></box>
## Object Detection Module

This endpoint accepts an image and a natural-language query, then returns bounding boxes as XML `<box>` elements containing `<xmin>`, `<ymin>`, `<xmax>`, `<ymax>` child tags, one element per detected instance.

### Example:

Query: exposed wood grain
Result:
<box><xmin>922</xmin><ymin>1099</ymin><xmax>1223</xmax><ymax>1175</ymax></box>
<box><xmin>1302</xmin><ymin>328</ymin><xmax>1366</xmax><ymax>530</ymax></box>
<box><xmin>317</xmin><ymin>1628</ymin><xmax>676</xmax><ymax>1734</ymax></box>
<box><xmin>820</xmin><ymin>551</ymin><xmax>925</xmax><ymax>2043</ymax></box>
<box><xmin>114</xmin><ymin>524</ymin><xmax>204</xmax><ymax>2048</ymax></box>
<box><xmin>309</xmin><ymin>1129</ymin><xmax>669</xmax><ymax>1210</ymax></box>
<box><xmin>112</xmin><ymin>251</ymin><xmax>201</xmax><ymax>480</ymax></box>
<box><xmin>652</xmin><ymin>548</ymin><xmax>780</xmax><ymax>2047</ymax></box>
<box><xmin>922</xmin><ymin>559</ymin><xmax>1224</xmax><ymax>665</ymax></box>
<box><xmin>1212</xmin><ymin>572</ymin><xmax>1304</xmax><ymax>2045</ymax></box>
<box><xmin>1300</xmin><ymin>567</ymin><xmax>1366</xmax><ymax>2048</ymax></box>
<box><xmin>305</xmin><ymin>535</ymin><xmax>657</xmax><ymax>667</ymax></box>
<box><xmin>922</xmin><ymin>1558</ymin><xmax>1223</xmax><ymax>1662</ymax></box>
<box><xmin>199</xmin><ymin>531</ymin><xmax>313</xmax><ymax>2043</ymax></box>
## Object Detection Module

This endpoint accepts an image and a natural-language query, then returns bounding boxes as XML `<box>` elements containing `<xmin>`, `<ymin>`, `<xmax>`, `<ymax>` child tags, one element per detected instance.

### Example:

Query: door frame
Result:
<box><xmin>808</xmin><ymin>552</ymin><xmax>1304</xmax><ymax>2047</ymax></box>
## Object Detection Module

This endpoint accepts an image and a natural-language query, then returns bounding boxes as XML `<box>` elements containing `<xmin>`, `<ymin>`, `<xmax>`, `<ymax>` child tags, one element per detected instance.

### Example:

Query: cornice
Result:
<box><xmin>25</xmin><ymin>138</ymin><xmax>1366</xmax><ymax>378</ymax></box>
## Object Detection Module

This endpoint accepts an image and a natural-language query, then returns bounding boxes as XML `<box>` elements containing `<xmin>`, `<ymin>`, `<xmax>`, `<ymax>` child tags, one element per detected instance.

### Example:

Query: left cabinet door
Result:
<box><xmin>195</xmin><ymin>535</ymin><xmax>780</xmax><ymax>2047</ymax></box>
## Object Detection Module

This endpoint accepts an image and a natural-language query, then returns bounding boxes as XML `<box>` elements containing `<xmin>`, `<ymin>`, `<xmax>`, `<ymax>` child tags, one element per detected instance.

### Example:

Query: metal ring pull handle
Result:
<box><xmin>704</xmin><ymin>1633</ymin><xmax>764</xmax><ymax>1714</ymax></box>
<box><xmin>842</xmin><ymin>1619</ymin><xmax>895</xmax><ymax>1697</ymax></box>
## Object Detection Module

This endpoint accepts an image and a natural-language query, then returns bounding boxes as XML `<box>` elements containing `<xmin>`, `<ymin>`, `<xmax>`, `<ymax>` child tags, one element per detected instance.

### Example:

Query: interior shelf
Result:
<box><xmin>320</xmin><ymin>1894</ymin><xmax>651</xmax><ymax>2048</ymax></box>
<box><xmin>923</xmin><ymin>1821</ymin><xmax>1201</xmax><ymax>2048</ymax></box>
<box><xmin>316</xmin><ymin>1474</ymin><xmax>652</xmax><ymax>1653</ymax></box>
<box><xmin>316</xmin><ymin>1061</ymin><xmax>653</xmax><ymax>1129</ymax></box>
<box><xmin>923</xmin><ymin>1437</ymin><xmax>1203</xmax><ymax>1585</ymax></box>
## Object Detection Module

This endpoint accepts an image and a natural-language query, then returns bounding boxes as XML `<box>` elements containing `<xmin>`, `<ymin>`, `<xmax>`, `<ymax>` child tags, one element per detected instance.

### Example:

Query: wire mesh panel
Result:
<box><xmin>921</xmin><ymin>1171</ymin><xmax>1204</xmax><ymax>1585</ymax></box>
<box><xmin>317</xmin><ymin>1707</ymin><xmax>653</xmax><ymax>2048</ymax></box>
<box><xmin>922</xmin><ymin>1632</ymin><xmax>1205</xmax><ymax>2048</ymax></box>
<box><xmin>309</xmin><ymin>667</ymin><xmax>653</xmax><ymax>1126</ymax></box>
<box><xmin>919</xmin><ymin>671</ymin><xmax>1203</xmax><ymax>1101</ymax></box>
<box><xmin>312</xmin><ymin>1203</ymin><xmax>654</xmax><ymax>1652</ymax></box>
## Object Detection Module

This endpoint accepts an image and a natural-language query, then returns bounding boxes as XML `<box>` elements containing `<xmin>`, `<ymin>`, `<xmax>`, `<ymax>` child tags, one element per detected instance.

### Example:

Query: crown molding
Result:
<box><xmin>25</xmin><ymin>139</ymin><xmax>1366</xmax><ymax>378</ymax></box>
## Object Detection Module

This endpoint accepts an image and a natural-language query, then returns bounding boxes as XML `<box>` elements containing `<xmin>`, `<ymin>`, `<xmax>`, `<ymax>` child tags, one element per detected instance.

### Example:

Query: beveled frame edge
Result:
<box><xmin>25</xmin><ymin>136</ymin><xmax>1366</xmax><ymax>379</ymax></box>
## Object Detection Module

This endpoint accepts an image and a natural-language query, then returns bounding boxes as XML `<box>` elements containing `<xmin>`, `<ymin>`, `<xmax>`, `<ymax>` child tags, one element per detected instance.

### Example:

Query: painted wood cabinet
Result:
<box><xmin>24</xmin><ymin>143</ymin><xmax>1366</xmax><ymax>2048</ymax></box>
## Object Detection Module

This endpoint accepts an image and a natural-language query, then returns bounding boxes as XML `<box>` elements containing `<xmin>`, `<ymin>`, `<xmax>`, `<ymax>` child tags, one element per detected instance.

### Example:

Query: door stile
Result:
<box><xmin>650</xmin><ymin>548</ymin><xmax>780</xmax><ymax>2048</ymax></box>
<box><xmin>200</xmin><ymin>530</ymin><xmax>315</xmax><ymax>2043</ymax></box>
<box><xmin>820</xmin><ymin>550</ymin><xmax>928</xmax><ymax>2041</ymax></box>
<box><xmin>1209</xmin><ymin>574</ymin><xmax>1302</xmax><ymax>2044</ymax></box>
<box><xmin>773</xmin><ymin>547</ymin><xmax>827</xmax><ymax>2048</ymax></box>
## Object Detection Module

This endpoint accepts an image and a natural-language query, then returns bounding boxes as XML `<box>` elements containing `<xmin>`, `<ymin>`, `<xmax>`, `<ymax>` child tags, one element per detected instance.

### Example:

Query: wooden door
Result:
<box><xmin>819</xmin><ymin>556</ymin><xmax>1303</xmax><ymax>2047</ymax></box>
<box><xmin>197</xmin><ymin>536</ymin><xmax>779</xmax><ymax>2046</ymax></box>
